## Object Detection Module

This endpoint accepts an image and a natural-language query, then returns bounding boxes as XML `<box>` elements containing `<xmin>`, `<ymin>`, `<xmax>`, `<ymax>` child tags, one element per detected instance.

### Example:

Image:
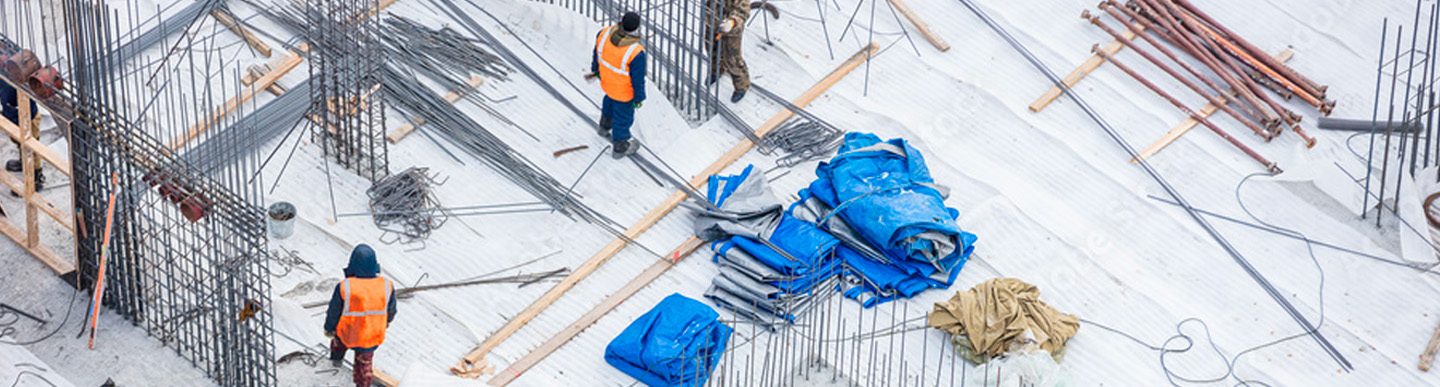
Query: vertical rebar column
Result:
<box><xmin>308</xmin><ymin>0</ymin><xmax>389</xmax><ymax>182</ymax></box>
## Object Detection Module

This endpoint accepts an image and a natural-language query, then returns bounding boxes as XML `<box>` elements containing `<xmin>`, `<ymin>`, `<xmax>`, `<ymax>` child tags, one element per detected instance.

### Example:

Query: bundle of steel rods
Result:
<box><xmin>181</xmin><ymin>78</ymin><xmax>312</xmax><ymax>176</ymax></box>
<box><xmin>378</xmin><ymin>15</ymin><xmax>511</xmax><ymax>92</ymax></box>
<box><xmin>1082</xmin><ymin>0</ymin><xmax>1333</xmax><ymax>150</ymax></box>
<box><xmin>381</xmin><ymin>64</ymin><xmax>616</xmax><ymax>227</ymax></box>
<box><xmin>753</xmin><ymin>85</ymin><xmax>844</xmax><ymax>167</ymax></box>
<box><xmin>109</xmin><ymin>0</ymin><xmax>226</xmax><ymax>63</ymax></box>
<box><xmin>367</xmin><ymin>166</ymin><xmax>448</xmax><ymax>244</ymax></box>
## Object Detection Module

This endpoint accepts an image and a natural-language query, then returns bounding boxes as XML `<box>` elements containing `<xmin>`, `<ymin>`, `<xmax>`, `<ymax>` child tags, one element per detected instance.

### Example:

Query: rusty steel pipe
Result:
<box><xmin>1093</xmin><ymin>45</ymin><xmax>1280</xmax><ymax>173</ymax></box>
<box><xmin>1170</xmin><ymin>0</ymin><xmax>1328</xmax><ymax>96</ymax></box>
<box><xmin>1178</xmin><ymin>9</ymin><xmax>1331</xmax><ymax>112</ymax></box>
<box><xmin>1085</xmin><ymin>12</ymin><xmax>1272</xmax><ymax>139</ymax></box>
<box><xmin>1136</xmin><ymin>0</ymin><xmax>1284</xmax><ymax>130</ymax></box>
<box><xmin>1097</xmin><ymin>3</ymin><xmax>1266</xmax><ymax>121</ymax></box>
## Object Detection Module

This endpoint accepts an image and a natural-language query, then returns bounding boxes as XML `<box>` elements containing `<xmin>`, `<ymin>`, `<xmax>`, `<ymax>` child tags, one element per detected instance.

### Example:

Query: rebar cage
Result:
<box><xmin>307</xmin><ymin>0</ymin><xmax>391</xmax><ymax>182</ymax></box>
<box><xmin>542</xmin><ymin>0</ymin><xmax>721</xmax><ymax>122</ymax></box>
<box><xmin>4</xmin><ymin>1</ymin><xmax>277</xmax><ymax>386</ymax></box>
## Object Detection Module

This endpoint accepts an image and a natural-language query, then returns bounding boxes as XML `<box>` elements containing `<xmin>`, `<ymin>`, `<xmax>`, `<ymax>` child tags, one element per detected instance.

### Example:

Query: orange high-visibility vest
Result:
<box><xmin>335</xmin><ymin>277</ymin><xmax>394</xmax><ymax>349</ymax></box>
<box><xmin>595</xmin><ymin>26</ymin><xmax>645</xmax><ymax>102</ymax></box>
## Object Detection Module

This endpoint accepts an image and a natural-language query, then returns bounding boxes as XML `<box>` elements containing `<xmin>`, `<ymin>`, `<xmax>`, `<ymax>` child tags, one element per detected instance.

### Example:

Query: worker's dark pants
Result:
<box><xmin>330</xmin><ymin>338</ymin><xmax>376</xmax><ymax>387</ymax></box>
<box><xmin>600</xmin><ymin>96</ymin><xmax>635</xmax><ymax>143</ymax></box>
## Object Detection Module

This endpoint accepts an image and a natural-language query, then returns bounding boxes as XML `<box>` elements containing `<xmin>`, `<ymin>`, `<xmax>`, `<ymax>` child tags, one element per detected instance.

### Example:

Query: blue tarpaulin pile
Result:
<box><xmin>790</xmin><ymin>132</ymin><xmax>977</xmax><ymax>307</ymax></box>
<box><xmin>605</xmin><ymin>293</ymin><xmax>733</xmax><ymax>387</ymax></box>
<box><xmin>694</xmin><ymin>166</ymin><xmax>843</xmax><ymax>326</ymax></box>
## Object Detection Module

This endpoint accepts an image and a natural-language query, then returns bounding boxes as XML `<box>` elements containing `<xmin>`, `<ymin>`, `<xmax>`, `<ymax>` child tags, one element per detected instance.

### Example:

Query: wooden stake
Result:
<box><xmin>1028</xmin><ymin>23</ymin><xmax>1144</xmax><ymax>112</ymax></box>
<box><xmin>1422</xmin><ymin>318</ymin><xmax>1440</xmax><ymax>371</ymax></box>
<box><xmin>886</xmin><ymin>0</ymin><xmax>949</xmax><ymax>52</ymax></box>
<box><xmin>385</xmin><ymin>75</ymin><xmax>485</xmax><ymax>143</ymax></box>
<box><xmin>1132</xmin><ymin>49</ymin><xmax>1293</xmax><ymax>163</ymax></box>
<box><xmin>450</xmin><ymin>43</ymin><xmax>881</xmax><ymax>378</ymax></box>
<box><xmin>487</xmin><ymin>238</ymin><xmax>704</xmax><ymax>386</ymax></box>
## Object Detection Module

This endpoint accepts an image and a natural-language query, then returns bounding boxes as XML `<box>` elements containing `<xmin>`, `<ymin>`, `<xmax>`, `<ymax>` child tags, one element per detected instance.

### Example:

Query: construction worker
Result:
<box><xmin>591</xmin><ymin>12</ymin><xmax>647</xmax><ymax>159</ymax></box>
<box><xmin>706</xmin><ymin>0</ymin><xmax>751</xmax><ymax>103</ymax></box>
<box><xmin>324</xmin><ymin>244</ymin><xmax>397</xmax><ymax>387</ymax></box>
<box><xmin>0</xmin><ymin>79</ymin><xmax>42</xmax><ymax>196</ymax></box>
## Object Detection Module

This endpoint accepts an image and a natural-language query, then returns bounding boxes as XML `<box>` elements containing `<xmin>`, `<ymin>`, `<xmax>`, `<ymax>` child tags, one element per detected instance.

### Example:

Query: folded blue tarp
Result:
<box><xmin>798</xmin><ymin>132</ymin><xmax>977</xmax><ymax>306</ymax></box>
<box><xmin>605</xmin><ymin>293</ymin><xmax>733</xmax><ymax>387</ymax></box>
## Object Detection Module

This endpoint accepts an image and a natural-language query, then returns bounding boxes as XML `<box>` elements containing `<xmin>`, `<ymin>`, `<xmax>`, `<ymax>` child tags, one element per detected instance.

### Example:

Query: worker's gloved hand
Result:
<box><xmin>720</xmin><ymin>19</ymin><xmax>735</xmax><ymax>33</ymax></box>
<box><xmin>633</xmin><ymin>101</ymin><xmax>643</xmax><ymax>109</ymax></box>
<box><xmin>584</xmin><ymin>72</ymin><xmax>599</xmax><ymax>81</ymax></box>
<box><xmin>325</xmin><ymin>330</ymin><xmax>336</xmax><ymax>339</ymax></box>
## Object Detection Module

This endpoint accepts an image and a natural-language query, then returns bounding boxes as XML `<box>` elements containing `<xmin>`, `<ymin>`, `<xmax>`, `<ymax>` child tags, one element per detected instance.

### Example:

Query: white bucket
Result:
<box><xmin>268</xmin><ymin>202</ymin><xmax>296</xmax><ymax>239</ymax></box>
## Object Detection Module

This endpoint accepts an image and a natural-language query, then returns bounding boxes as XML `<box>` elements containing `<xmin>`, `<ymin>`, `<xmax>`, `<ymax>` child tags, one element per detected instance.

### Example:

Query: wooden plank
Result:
<box><xmin>487</xmin><ymin>237</ymin><xmax>704</xmax><ymax>386</ymax></box>
<box><xmin>0</xmin><ymin>168</ymin><xmax>72</xmax><ymax>231</ymax></box>
<box><xmin>1131</xmin><ymin>49</ymin><xmax>1294</xmax><ymax>163</ymax></box>
<box><xmin>20</xmin><ymin>93</ymin><xmax>36</xmax><ymax>248</ymax></box>
<box><xmin>451</xmin><ymin>43</ymin><xmax>881</xmax><ymax>377</ymax></box>
<box><xmin>210</xmin><ymin>8</ymin><xmax>272</xmax><ymax>58</ymax></box>
<box><xmin>1423</xmin><ymin>318</ymin><xmax>1440</xmax><ymax>371</ymax></box>
<box><xmin>386</xmin><ymin>76</ymin><xmax>485</xmax><ymax>143</ymax></box>
<box><xmin>885</xmin><ymin>0</ymin><xmax>948</xmax><ymax>52</ymax></box>
<box><xmin>1028</xmin><ymin>23</ymin><xmax>1144</xmax><ymax>113</ymax></box>
<box><xmin>0</xmin><ymin>118</ymin><xmax>71</xmax><ymax>176</ymax></box>
<box><xmin>0</xmin><ymin>218</ymin><xmax>72</xmax><ymax>274</ymax></box>
<box><xmin>169</xmin><ymin>43</ymin><xmax>308</xmax><ymax>150</ymax></box>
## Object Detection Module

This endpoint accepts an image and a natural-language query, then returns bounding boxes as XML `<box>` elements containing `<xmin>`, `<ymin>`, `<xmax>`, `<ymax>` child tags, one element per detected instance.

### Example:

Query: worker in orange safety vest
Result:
<box><xmin>589</xmin><ymin>12</ymin><xmax>647</xmax><ymax>159</ymax></box>
<box><xmin>324</xmin><ymin>244</ymin><xmax>397</xmax><ymax>387</ymax></box>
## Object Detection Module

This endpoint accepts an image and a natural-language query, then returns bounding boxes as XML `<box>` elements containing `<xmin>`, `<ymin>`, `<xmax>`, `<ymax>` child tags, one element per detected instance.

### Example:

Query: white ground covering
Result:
<box><xmin>6</xmin><ymin>0</ymin><xmax>1440</xmax><ymax>385</ymax></box>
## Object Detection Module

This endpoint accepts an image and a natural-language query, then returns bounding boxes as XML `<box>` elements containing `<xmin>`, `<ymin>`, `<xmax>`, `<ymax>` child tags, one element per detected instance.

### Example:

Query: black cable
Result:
<box><xmin>0</xmin><ymin>284</ymin><xmax>79</xmax><ymax>346</ymax></box>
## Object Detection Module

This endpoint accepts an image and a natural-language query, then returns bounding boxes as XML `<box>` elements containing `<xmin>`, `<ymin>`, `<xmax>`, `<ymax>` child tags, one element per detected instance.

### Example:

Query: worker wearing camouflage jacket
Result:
<box><xmin>324</xmin><ymin>244</ymin><xmax>398</xmax><ymax>387</ymax></box>
<box><xmin>706</xmin><ymin>0</ymin><xmax>750</xmax><ymax>102</ymax></box>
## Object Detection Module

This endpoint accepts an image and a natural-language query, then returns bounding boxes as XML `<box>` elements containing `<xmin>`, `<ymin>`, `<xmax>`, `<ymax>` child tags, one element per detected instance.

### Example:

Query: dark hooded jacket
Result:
<box><xmin>323</xmin><ymin>244</ymin><xmax>398</xmax><ymax>352</ymax></box>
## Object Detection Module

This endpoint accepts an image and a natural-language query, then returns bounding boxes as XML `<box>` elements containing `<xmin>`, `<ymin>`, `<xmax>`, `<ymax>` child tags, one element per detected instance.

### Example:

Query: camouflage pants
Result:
<box><xmin>707</xmin><ymin>35</ymin><xmax>749</xmax><ymax>92</ymax></box>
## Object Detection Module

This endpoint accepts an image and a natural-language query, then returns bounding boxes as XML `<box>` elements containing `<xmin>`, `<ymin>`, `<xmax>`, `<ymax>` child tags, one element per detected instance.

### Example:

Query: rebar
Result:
<box><xmin>366</xmin><ymin>167</ymin><xmax>448</xmax><ymax>245</ymax></box>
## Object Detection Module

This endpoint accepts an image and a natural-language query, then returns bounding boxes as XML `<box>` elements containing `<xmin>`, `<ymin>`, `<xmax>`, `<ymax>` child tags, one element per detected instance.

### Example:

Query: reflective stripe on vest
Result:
<box><xmin>336</xmin><ymin>277</ymin><xmax>393</xmax><ymax>348</ymax></box>
<box><xmin>595</xmin><ymin>26</ymin><xmax>644</xmax><ymax>102</ymax></box>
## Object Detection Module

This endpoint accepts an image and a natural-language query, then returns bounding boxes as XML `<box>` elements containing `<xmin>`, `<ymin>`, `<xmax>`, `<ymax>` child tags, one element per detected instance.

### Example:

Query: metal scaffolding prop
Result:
<box><xmin>306</xmin><ymin>0</ymin><xmax>390</xmax><ymax>182</ymax></box>
<box><xmin>4</xmin><ymin>0</ymin><xmax>277</xmax><ymax>385</ymax></box>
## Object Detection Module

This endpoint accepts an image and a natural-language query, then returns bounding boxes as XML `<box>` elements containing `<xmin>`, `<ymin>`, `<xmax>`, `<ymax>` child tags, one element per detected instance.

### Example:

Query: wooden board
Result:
<box><xmin>210</xmin><ymin>8</ymin><xmax>272</xmax><ymax>58</ymax></box>
<box><xmin>0</xmin><ymin>218</ymin><xmax>72</xmax><ymax>274</ymax></box>
<box><xmin>886</xmin><ymin>0</ymin><xmax>949</xmax><ymax>52</ymax></box>
<box><xmin>451</xmin><ymin>42</ymin><xmax>881</xmax><ymax>377</ymax></box>
<box><xmin>1131</xmin><ymin>49</ymin><xmax>1294</xmax><ymax>163</ymax></box>
<box><xmin>386</xmin><ymin>75</ymin><xmax>484</xmax><ymax>143</ymax></box>
<box><xmin>0</xmin><ymin>170</ymin><xmax>72</xmax><ymax>231</ymax></box>
<box><xmin>169</xmin><ymin>43</ymin><xmax>308</xmax><ymax>150</ymax></box>
<box><xmin>487</xmin><ymin>237</ymin><xmax>704</xmax><ymax>386</ymax></box>
<box><xmin>1028</xmin><ymin>23</ymin><xmax>1144</xmax><ymax>113</ymax></box>
<box><xmin>0</xmin><ymin>117</ymin><xmax>70</xmax><ymax>176</ymax></box>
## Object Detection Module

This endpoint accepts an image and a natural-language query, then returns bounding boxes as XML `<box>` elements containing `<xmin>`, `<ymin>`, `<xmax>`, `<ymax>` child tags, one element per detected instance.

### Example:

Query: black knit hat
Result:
<box><xmin>621</xmin><ymin>12</ymin><xmax>641</xmax><ymax>33</ymax></box>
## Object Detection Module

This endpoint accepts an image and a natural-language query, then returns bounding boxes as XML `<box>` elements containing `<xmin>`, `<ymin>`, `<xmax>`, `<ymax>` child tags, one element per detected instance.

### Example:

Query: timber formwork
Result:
<box><xmin>4</xmin><ymin>1</ymin><xmax>277</xmax><ymax>386</ymax></box>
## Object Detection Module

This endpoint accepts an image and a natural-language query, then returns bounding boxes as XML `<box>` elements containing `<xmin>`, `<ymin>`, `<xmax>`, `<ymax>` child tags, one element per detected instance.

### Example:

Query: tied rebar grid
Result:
<box><xmin>306</xmin><ymin>0</ymin><xmax>389</xmax><ymax>182</ymax></box>
<box><xmin>2</xmin><ymin>1</ymin><xmax>277</xmax><ymax>386</ymax></box>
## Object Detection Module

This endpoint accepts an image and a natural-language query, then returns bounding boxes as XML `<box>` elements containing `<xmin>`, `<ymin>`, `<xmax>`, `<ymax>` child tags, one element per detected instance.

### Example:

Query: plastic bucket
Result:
<box><xmin>268</xmin><ymin>202</ymin><xmax>296</xmax><ymax>239</ymax></box>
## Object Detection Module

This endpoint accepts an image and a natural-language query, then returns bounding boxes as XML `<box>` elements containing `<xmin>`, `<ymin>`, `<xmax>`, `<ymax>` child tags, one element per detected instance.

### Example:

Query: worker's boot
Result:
<box><xmin>730</xmin><ymin>89</ymin><xmax>747</xmax><ymax>103</ymax></box>
<box><xmin>612</xmin><ymin>139</ymin><xmax>639</xmax><ymax>159</ymax></box>
<box><xmin>706</xmin><ymin>73</ymin><xmax>718</xmax><ymax>86</ymax></box>
<box><xmin>597</xmin><ymin>115</ymin><xmax>612</xmax><ymax>138</ymax></box>
<box><xmin>4</xmin><ymin>160</ymin><xmax>18</xmax><ymax>172</ymax></box>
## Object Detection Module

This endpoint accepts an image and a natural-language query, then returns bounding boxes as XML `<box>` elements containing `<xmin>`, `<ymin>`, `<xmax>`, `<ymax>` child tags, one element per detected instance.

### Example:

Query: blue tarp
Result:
<box><xmin>605</xmin><ymin>293</ymin><xmax>733</xmax><ymax>387</ymax></box>
<box><xmin>797</xmin><ymin>132</ymin><xmax>977</xmax><ymax>306</ymax></box>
